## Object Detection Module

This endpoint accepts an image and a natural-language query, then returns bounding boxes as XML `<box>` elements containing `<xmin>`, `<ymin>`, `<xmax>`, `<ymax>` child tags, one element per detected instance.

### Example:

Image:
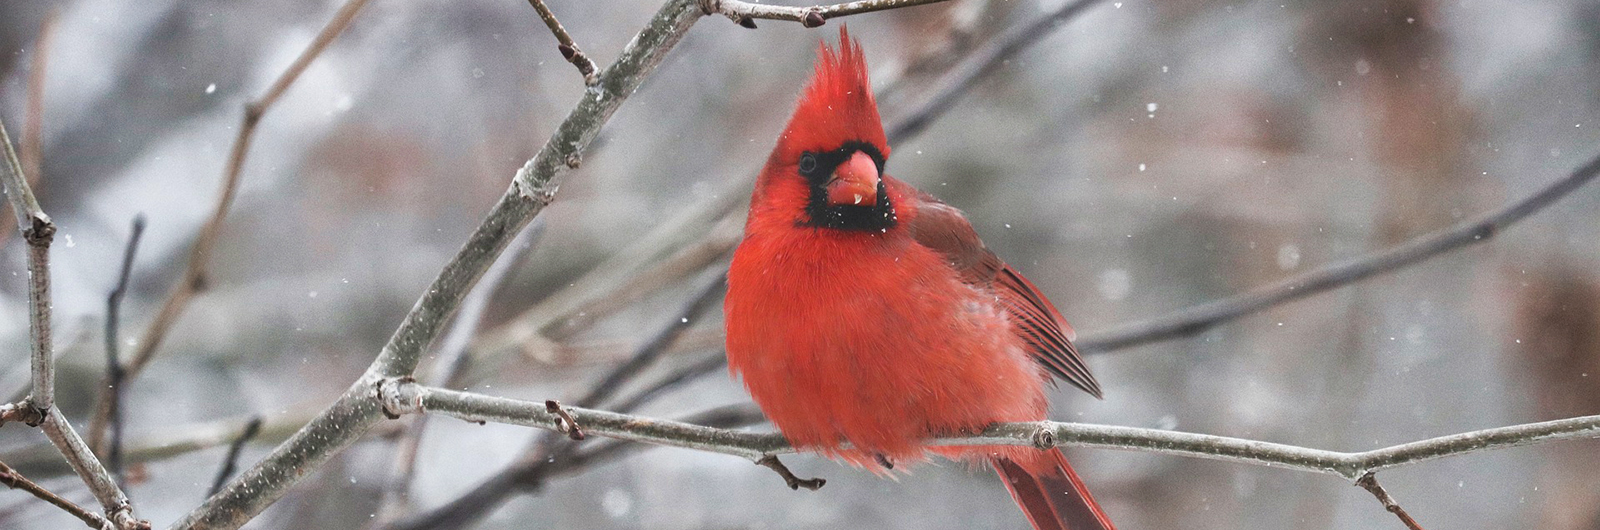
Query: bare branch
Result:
<box><xmin>207</xmin><ymin>417</ymin><xmax>263</xmax><ymax>498</ymax></box>
<box><xmin>886</xmin><ymin>0</ymin><xmax>1109</xmax><ymax>144</ymax></box>
<box><xmin>525</xmin><ymin>0</ymin><xmax>599</xmax><ymax>84</ymax></box>
<box><xmin>385</xmin><ymin>383</ymin><xmax>1600</xmax><ymax>482</ymax></box>
<box><xmin>1</xmin><ymin>410</ymin><xmax>385</xmax><ymax>480</ymax></box>
<box><xmin>37</xmin><ymin>408</ymin><xmax>146</xmax><ymax>529</ymax></box>
<box><xmin>756</xmin><ymin>455</ymin><xmax>825</xmax><ymax>490</ymax></box>
<box><xmin>0</xmin><ymin>459</ymin><xmax>114</xmax><ymax>530</ymax></box>
<box><xmin>105</xmin><ymin>215</ymin><xmax>147</xmax><ymax>484</ymax></box>
<box><xmin>86</xmin><ymin>0</ymin><xmax>377</xmax><ymax>454</ymax></box>
<box><xmin>1076</xmin><ymin>150</ymin><xmax>1600</xmax><ymax>353</ymax></box>
<box><xmin>608</xmin><ymin>352</ymin><xmax>726</xmax><ymax>413</ymax></box>
<box><xmin>703</xmin><ymin>0</ymin><xmax>952</xmax><ymax>28</ymax></box>
<box><xmin>572</xmin><ymin>270</ymin><xmax>728</xmax><ymax>409</ymax></box>
<box><xmin>0</xmin><ymin>115</ymin><xmax>57</xmax><ymax>417</ymax></box>
<box><xmin>173</xmin><ymin>2</ymin><xmax>708</xmax><ymax>528</ymax></box>
<box><xmin>1356</xmin><ymin>473</ymin><xmax>1426</xmax><ymax>530</ymax></box>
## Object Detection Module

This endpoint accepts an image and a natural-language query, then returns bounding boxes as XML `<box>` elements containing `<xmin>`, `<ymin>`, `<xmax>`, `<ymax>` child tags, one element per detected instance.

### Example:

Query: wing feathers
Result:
<box><xmin>904</xmin><ymin>189</ymin><xmax>1102</xmax><ymax>398</ymax></box>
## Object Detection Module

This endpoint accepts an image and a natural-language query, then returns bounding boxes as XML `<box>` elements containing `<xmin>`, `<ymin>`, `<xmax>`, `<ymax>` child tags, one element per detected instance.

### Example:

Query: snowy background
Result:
<box><xmin>2</xmin><ymin>0</ymin><xmax>1599</xmax><ymax>528</ymax></box>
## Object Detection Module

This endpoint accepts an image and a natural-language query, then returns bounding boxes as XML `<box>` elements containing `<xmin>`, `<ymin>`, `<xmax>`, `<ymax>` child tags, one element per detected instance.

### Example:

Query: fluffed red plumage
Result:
<box><xmin>725</xmin><ymin>27</ymin><xmax>1114</xmax><ymax>530</ymax></box>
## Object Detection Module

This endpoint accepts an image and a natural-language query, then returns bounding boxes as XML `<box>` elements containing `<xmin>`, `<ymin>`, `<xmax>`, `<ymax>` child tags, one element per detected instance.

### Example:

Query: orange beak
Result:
<box><xmin>825</xmin><ymin>151</ymin><xmax>880</xmax><ymax>206</ymax></box>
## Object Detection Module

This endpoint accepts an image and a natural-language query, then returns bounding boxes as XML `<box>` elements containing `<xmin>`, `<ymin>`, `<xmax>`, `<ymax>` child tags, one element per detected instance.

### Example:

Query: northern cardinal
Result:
<box><xmin>724</xmin><ymin>27</ymin><xmax>1116</xmax><ymax>530</ymax></box>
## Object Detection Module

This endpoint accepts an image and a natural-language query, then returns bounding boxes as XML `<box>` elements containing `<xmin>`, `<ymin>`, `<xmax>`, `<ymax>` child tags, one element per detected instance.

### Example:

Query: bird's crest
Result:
<box><xmin>776</xmin><ymin>26</ymin><xmax>889</xmax><ymax>163</ymax></box>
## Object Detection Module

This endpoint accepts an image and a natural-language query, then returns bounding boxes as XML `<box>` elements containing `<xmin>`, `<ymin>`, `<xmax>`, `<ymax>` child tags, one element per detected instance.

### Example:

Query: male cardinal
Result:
<box><xmin>724</xmin><ymin>27</ymin><xmax>1116</xmax><ymax>530</ymax></box>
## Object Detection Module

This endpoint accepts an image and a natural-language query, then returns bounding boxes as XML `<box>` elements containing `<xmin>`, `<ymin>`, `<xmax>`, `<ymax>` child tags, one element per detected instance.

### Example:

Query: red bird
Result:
<box><xmin>725</xmin><ymin>28</ymin><xmax>1116</xmax><ymax>530</ymax></box>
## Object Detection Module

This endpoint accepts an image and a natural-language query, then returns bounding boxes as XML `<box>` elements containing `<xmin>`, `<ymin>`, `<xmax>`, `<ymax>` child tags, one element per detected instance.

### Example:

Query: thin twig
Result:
<box><xmin>207</xmin><ymin>417</ymin><xmax>263</xmax><ymax>498</ymax></box>
<box><xmin>886</xmin><ymin>0</ymin><xmax>1109</xmax><ymax>144</ymax></box>
<box><xmin>174</xmin><ymin>2</ymin><xmax>707</xmax><ymax>528</ymax></box>
<box><xmin>389</xmin><ymin>382</ymin><xmax>1600</xmax><ymax>481</ymax></box>
<box><xmin>756</xmin><ymin>455</ymin><xmax>825</xmax><ymax>490</ymax></box>
<box><xmin>37</xmin><ymin>408</ymin><xmax>146</xmax><ymax>529</ymax></box>
<box><xmin>85</xmin><ymin>0</ymin><xmax>377</xmax><ymax>454</ymax></box>
<box><xmin>1356</xmin><ymin>473</ymin><xmax>1426</xmax><ymax>530</ymax></box>
<box><xmin>465</xmin><ymin>203</ymin><xmax>740</xmax><ymax>380</ymax></box>
<box><xmin>0</xmin><ymin>409</ymin><xmax>384</xmax><ymax>480</ymax></box>
<box><xmin>0</xmin><ymin>116</ymin><xmax>56</xmax><ymax>413</ymax></box>
<box><xmin>0</xmin><ymin>11</ymin><xmax>59</xmax><ymax>250</ymax></box>
<box><xmin>608</xmin><ymin>352</ymin><xmax>727</xmax><ymax>413</ymax></box>
<box><xmin>1075</xmin><ymin>149</ymin><xmax>1600</xmax><ymax>353</ymax></box>
<box><xmin>572</xmin><ymin>270</ymin><xmax>727</xmax><ymax>409</ymax></box>
<box><xmin>704</xmin><ymin>0</ymin><xmax>952</xmax><ymax>28</ymax></box>
<box><xmin>540</xmin><ymin>215</ymin><xmax>741</xmax><ymax>342</ymax></box>
<box><xmin>105</xmin><ymin>215</ymin><xmax>146</xmax><ymax>484</ymax></box>
<box><xmin>0</xmin><ymin>459</ymin><xmax>114</xmax><ymax>530</ymax></box>
<box><xmin>525</xmin><ymin>0</ymin><xmax>599</xmax><ymax>85</ymax></box>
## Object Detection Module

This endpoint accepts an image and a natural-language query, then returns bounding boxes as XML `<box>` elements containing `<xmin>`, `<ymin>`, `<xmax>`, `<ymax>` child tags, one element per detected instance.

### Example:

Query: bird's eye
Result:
<box><xmin>798</xmin><ymin>153</ymin><xmax>817</xmax><ymax>174</ymax></box>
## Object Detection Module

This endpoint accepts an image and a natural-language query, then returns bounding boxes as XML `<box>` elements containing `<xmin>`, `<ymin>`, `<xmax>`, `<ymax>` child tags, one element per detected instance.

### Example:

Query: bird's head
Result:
<box><xmin>755</xmin><ymin>26</ymin><xmax>895</xmax><ymax>233</ymax></box>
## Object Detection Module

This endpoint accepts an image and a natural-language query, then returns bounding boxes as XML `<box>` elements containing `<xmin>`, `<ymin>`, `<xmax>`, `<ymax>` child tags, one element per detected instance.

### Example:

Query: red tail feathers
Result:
<box><xmin>992</xmin><ymin>449</ymin><xmax>1116</xmax><ymax>530</ymax></box>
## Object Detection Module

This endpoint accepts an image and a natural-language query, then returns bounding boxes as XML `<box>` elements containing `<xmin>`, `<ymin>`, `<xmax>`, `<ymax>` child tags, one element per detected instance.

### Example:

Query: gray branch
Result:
<box><xmin>704</xmin><ymin>0</ymin><xmax>952</xmax><ymax>28</ymax></box>
<box><xmin>1</xmin><ymin>118</ymin><xmax>145</xmax><ymax>529</ymax></box>
<box><xmin>385</xmin><ymin>381</ymin><xmax>1600</xmax><ymax>482</ymax></box>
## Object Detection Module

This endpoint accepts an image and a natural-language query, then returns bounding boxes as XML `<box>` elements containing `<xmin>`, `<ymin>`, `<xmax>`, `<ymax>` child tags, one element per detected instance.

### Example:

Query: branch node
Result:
<box><xmin>1</xmin><ymin>400</ymin><xmax>47</xmax><ymax>427</ymax></box>
<box><xmin>564</xmin><ymin>153</ymin><xmax>582</xmax><ymax>169</ymax></box>
<box><xmin>22</xmin><ymin>213</ymin><xmax>54</xmax><ymax>246</ymax></box>
<box><xmin>377</xmin><ymin>376</ymin><xmax>419</xmax><ymax>419</ymax></box>
<box><xmin>756</xmin><ymin>455</ymin><xmax>824</xmax><ymax>491</ymax></box>
<box><xmin>109</xmin><ymin>500</ymin><xmax>152</xmax><ymax>530</ymax></box>
<box><xmin>1031</xmin><ymin>426</ymin><xmax>1057</xmax><ymax>449</ymax></box>
<box><xmin>802</xmin><ymin>9</ymin><xmax>826</xmax><ymax>28</ymax></box>
<box><xmin>242</xmin><ymin>101</ymin><xmax>265</xmax><ymax>125</ymax></box>
<box><xmin>545</xmin><ymin>400</ymin><xmax>586</xmax><ymax>440</ymax></box>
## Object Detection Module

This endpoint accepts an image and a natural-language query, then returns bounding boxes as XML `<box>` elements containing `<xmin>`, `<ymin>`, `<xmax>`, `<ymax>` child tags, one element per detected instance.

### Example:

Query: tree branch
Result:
<box><xmin>885</xmin><ymin>0</ymin><xmax>1109</xmax><ymax>144</ymax></box>
<box><xmin>37</xmin><ymin>408</ymin><xmax>146</xmax><ymax>529</ymax></box>
<box><xmin>0</xmin><ymin>459</ymin><xmax>114</xmax><ymax>530</ymax></box>
<box><xmin>385</xmin><ymin>382</ymin><xmax>1600</xmax><ymax>482</ymax></box>
<box><xmin>703</xmin><ymin>0</ymin><xmax>952</xmax><ymax>28</ymax></box>
<box><xmin>171</xmin><ymin>2</ymin><xmax>708</xmax><ymax>528</ymax></box>
<box><xmin>207</xmin><ymin>417</ymin><xmax>263</xmax><ymax>498</ymax></box>
<box><xmin>0</xmin><ymin>116</ymin><xmax>56</xmax><ymax>416</ymax></box>
<box><xmin>1356</xmin><ymin>473</ymin><xmax>1426</xmax><ymax>530</ymax></box>
<box><xmin>1075</xmin><ymin>149</ymin><xmax>1600</xmax><ymax>353</ymax></box>
<box><xmin>104</xmin><ymin>215</ymin><xmax>146</xmax><ymax>485</ymax></box>
<box><xmin>525</xmin><ymin>0</ymin><xmax>599</xmax><ymax>85</ymax></box>
<box><xmin>86</xmin><ymin>0</ymin><xmax>377</xmax><ymax>454</ymax></box>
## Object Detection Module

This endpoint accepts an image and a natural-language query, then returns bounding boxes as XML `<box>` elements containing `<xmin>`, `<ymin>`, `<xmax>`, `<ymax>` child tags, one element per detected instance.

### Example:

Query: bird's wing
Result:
<box><xmin>901</xmin><ymin>186</ymin><xmax>1103</xmax><ymax>399</ymax></box>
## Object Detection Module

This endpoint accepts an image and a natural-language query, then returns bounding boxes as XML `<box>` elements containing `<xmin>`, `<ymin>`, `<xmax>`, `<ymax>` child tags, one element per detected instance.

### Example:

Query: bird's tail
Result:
<box><xmin>992</xmin><ymin>448</ymin><xmax>1116</xmax><ymax>530</ymax></box>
